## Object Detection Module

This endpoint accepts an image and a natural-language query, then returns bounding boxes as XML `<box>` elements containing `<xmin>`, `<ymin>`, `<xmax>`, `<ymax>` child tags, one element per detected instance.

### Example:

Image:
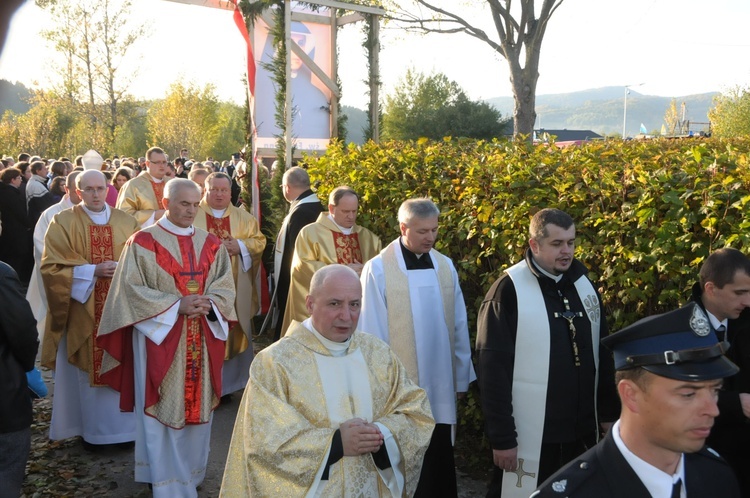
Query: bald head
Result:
<box><xmin>306</xmin><ymin>265</ymin><xmax>362</xmax><ymax>343</ymax></box>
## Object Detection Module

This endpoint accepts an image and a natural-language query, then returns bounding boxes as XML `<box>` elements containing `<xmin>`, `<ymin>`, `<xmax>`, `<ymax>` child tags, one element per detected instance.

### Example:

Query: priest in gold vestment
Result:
<box><xmin>98</xmin><ymin>179</ymin><xmax>237</xmax><ymax>498</ymax></box>
<box><xmin>281</xmin><ymin>186</ymin><xmax>381</xmax><ymax>334</ymax></box>
<box><xmin>194</xmin><ymin>172</ymin><xmax>266</xmax><ymax>396</ymax></box>
<box><xmin>221</xmin><ymin>265</ymin><xmax>433</xmax><ymax>497</ymax></box>
<box><xmin>116</xmin><ymin>146</ymin><xmax>168</xmax><ymax>227</ymax></box>
<box><xmin>40</xmin><ymin>170</ymin><xmax>139</xmax><ymax>446</ymax></box>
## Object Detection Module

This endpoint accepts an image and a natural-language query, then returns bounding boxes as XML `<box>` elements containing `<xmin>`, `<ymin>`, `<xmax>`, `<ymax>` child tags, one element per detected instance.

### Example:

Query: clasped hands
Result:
<box><xmin>179</xmin><ymin>294</ymin><xmax>213</xmax><ymax>320</ymax></box>
<box><xmin>340</xmin><ymin>418</ymin><xmax>384</xmax><ymax>456</ymax></box>
<box><xmin>94</xmin><ymin>261</ymin><xmax>117</xmax><ymax>279</ymax></box>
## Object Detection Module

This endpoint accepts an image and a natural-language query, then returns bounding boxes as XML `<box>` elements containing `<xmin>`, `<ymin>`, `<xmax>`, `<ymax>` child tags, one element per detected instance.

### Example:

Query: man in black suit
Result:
<box><xmin>272</xmin><ymin>166</ymin><xmax>323</xmax><ymax>341</ymax></box>
<box><xmin>533</xmin><ymin>303</ymin><xmax>741</xmax><ymax>497</ymax></box>
<box><xmin>689</xmin><ymin>248</ymin><xmax>750</xmax><ymax>496</ymax></box>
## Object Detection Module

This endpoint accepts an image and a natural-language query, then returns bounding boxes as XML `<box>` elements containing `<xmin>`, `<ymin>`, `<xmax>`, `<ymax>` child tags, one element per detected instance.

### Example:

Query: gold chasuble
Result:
<box><xmin>40</xmin><ymin>205</ymin><xmax>139</xmax><ymax>385</ymax></box>
<box><xmin>97</xmin><ymin>224</ymin><xmax>236</xmax><ymax>428</ymax></box>
<box><xmin>220</xmin><ymin>321</ymin><xmax>434</xmax><ymax>497</ymax></box>
<box><xmin>194</xmin><ymin>201</ymin><xmax>266</xmax><ymax>360</ymax></box>
<box><xmin>115</xmin><ymin>172</ymin><xmax>164</xmax><ymax>226</ymax></box>
<box><xmin>282</xmin><ymin>213</ymin><xmax>382</xmax><ymax>334</ymax></box>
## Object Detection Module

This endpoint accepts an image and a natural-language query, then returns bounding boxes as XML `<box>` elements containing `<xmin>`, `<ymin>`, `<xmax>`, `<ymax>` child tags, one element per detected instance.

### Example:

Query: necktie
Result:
<box><xmin>671</xmin><ymin>478</ymin><xmax>682</xmax><ymax>498</ymax></box>
<box><xmin>716</xmin><ymin>324</ymin><xmax>726</xmax><ymax>342</ymax></box>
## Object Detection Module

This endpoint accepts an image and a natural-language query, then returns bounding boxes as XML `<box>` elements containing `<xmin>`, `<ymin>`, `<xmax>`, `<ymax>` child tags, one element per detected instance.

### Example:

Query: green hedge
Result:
<box><xmin>303</xmin><ymin>136</ymin><xmax>750</xmax><ymax>438</ymax></box>
<box><xmin>307</xmin><ymin>136</ymin><xmax>750</xmax><ymax>334</ymax></box>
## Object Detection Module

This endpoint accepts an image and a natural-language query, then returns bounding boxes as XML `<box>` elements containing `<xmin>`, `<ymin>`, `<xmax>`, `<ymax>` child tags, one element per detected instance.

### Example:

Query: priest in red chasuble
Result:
<box><xmin>98</xmin><ymin>178</ymin><xmax>236</xmax><ymax>498</ymax></box>
<box><xmin>115</xmin><ymin>146</ymin><xmax>169</xmax><ymax>227</ymax></box>
<box><xmin>193</xmin><ymin>172</ymin><xmax>266</xmax><ymax>396</ymax></box>
<box><xmin>40</xmin><ymin>170</ymin><xmax>139</xmax><ymax>447</ymax></box>
<box><xmin>281</xmin><ymin>186</ymin><xmax>382</xmax><ymax>334</ymax></box>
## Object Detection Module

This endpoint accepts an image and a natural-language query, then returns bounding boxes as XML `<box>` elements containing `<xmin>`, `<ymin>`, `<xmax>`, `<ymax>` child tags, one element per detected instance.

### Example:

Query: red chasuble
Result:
<box><xmin>90</xmin><ymin>225</ymin><xmax>114</xmax><ymax>386</ymax></box>
<box><xmin>332</xmin><ymin>231</ymin><xmax>362</xmax><ymax>264</ymax></box>
<box><xmin>99</xmin><ymin>229</ymin><xmax>226</xmax><ymax>426</ymax></box>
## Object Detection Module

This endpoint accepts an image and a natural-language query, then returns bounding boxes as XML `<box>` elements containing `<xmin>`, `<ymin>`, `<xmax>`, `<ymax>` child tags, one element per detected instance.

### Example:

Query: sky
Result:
<box><xmin>1</xmin><ymin>0</ymin><xmax>749</xmax><ymax>111</ymax></box>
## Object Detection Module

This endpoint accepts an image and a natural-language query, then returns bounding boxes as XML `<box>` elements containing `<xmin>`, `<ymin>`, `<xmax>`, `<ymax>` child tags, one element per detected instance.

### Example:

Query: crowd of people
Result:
<box><xmin>0</xmin><ymin>146</ymin><xmax>748</xmax><ymax>498</ymax></box>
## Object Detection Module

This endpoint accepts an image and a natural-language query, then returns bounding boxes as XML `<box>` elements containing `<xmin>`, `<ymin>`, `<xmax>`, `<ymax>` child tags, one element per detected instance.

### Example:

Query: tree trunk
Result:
<box><xmin>509</xmin><ymin>67</ymin><xmax>539</xmax><ymax>138</ymax></box>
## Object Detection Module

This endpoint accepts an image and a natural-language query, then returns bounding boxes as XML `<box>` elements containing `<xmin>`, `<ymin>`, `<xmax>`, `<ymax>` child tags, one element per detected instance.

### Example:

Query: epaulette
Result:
<box><xmin>698</xmin><ymin>445</ymin><xmax>731</xmax><ymax>464</ymax></box>
<box><xmin>532</xmin><ymin>457</ymin><xmax>598</xmax><ymax>497</ymax></box>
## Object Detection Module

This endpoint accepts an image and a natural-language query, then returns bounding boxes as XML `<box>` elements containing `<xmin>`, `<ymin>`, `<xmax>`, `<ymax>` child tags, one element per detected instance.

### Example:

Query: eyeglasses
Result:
<box><xmin>81</xmin><ymin>187</ymin><xmax>107</xmax><ymax>194</ymax></box>
<box><xmin>149</xmin><ymin>160</ymin><xmax>168</xmax><ymax>165</ymax></box>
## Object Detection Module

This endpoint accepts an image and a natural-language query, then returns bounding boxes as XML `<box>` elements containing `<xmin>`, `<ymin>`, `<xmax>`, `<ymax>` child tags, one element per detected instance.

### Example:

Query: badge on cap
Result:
<box><xmin>689</xmin><ymin>305</ymin><xmax>711</xmax><ymax>337</ymax></box>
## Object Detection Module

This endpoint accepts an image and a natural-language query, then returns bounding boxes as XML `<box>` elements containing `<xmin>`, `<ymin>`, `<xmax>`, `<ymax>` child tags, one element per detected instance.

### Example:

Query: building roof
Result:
<box><xmin>534</xmin><ymin>129</ymin><xmax>603</xmax><ymax>142</ymax></box>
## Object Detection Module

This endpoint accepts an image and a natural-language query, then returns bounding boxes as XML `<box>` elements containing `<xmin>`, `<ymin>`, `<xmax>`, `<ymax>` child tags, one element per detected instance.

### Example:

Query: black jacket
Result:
<box><xmin>689</xmin><ymin>283</ymin><xmax>750</xmax><ymax>494</ymax></box>
<box><xmin>273</xmin><ymin>190</ymin><xmax>323</xmax><ymax>340</ymax></box>
<box><xmin>533</xmin><ymin>430</ymin><xmax>740</xmax><ymax>497</ymax></box>
<box><xmin>0</xmin><ymin>182</ymin><xmax>33</xmax><ymax>283</ymax></box>
<box><xmin>476</xmin><ymin>249</ymin><xmax>618</xmax><ymax>449</ymax></box>
<box><xmin>0</xmin><ymin>261</ymin><xmax>39</xmax><ymax>433</ymax></box>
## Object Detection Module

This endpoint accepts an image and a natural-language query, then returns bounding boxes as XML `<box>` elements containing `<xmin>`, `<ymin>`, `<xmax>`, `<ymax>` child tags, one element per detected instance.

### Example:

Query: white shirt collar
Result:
<box><xmin>80</xmin><ymin>203</ymin><xmax>110</xmax><ymax>225</ymax></box>
<box><xmin>704</xmin><ymin>309</ymin><xmax>728</xmax><ymax>331</ymax></box>
<box><xmin>327</xmin><ymin>214</ymin><xmax>353</xmax><ymax>235</ymax></box>
<box><xmin>531</xmin><ymin>257</ymin><xmax>563</xmax><ymax>282</ymax></box>
<box><xmin>302</xmin><ymin>317</ymin><xmax>351</xmax><ymax>357</ymax></box>
<box><xmin>612</xmin><ymin>420</ymin><xmax>685</xmax><ymax>498</ymax></box>
<box><xmin>211</xmin><ymin>207</ymin><xmax>227</xmax><ymax>218</ymax></box>
<box><xmin>157</xmin><ymin>216</ymin><xmax>194</xmax><ymax>236</ymax></box>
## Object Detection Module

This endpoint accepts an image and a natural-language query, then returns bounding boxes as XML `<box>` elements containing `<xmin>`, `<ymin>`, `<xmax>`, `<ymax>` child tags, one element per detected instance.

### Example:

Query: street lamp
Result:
<box><xmin>622</xmin><ymin>83</ymin><xmax>644</xmax><ymax>139</ymax></box>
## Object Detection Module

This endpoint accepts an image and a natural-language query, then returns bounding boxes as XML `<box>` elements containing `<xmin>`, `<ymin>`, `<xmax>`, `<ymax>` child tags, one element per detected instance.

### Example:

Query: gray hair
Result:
<box><xmin>397</xmin><ymin>198</ymin><xmax>440</xmax><ymax>225</ymax></box>
<box><xmin>328</xmin><ymin>186</ymin><xmax>358</xmax><ymax>206</ymax></box>
<box><xmin>282</xmin><ymin>166</ymin><xmax>310</xmax><ymax>189</ymax></box>
<box><xmin>164</xmin><ymin>177</ymin><xmax>201</xmax><ymax>199</ymax></box>
<box><xmin>309</xmin><ymin>264</ymin><xmax>360</xmax><ymax>297</ymax></box>
<box><xmin>66</xmin><ymin>170</ymin><xmax>81</xmax><ymax>190</ymax></box>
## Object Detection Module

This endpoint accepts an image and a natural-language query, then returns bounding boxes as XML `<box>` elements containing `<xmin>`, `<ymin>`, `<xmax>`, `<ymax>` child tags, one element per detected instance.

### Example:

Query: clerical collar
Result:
<box><xmin>399</xmin><ymin>238</ymin><xmax>434</xmax><ymax>270</ymax></box>
<box><xmin>211</xmin><ymin>207</ymin><xmax>227</xmax><ymax>218</ymax></box>
<box><xmin>80</xmin><ymin>203</ymin><xmax>110</xmax><ymax>225</ymax></box>
<box><xmin>158</xmin><ymin>216</ymin><xmax>194</xmax><ymax>236</ymax></box>
<box><xmin>327</xmin><ymin>214</ymin><xmax>353</xmax><ymax>235</ymax></box>
<box><xmin>531</xmin><ymin>258</ymin><xmax>563</xmax><ymax>283</ymax></box>
<box><xmin>148</xmin><ymin>173</ymin><xmax>164</xmax><ymax>184</ymax></box>
<box><xmin>302</xmin><ymin>317</ymin><xmax>351</xmax><ymax>356</ymax></box>
<box><xmin>612</xmin><ymin>420</ymin><xmax>685</xmax><ymax>498</ymax></box>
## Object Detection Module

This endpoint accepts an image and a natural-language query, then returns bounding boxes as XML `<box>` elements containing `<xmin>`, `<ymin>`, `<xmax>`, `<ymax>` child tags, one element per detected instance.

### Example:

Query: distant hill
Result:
<box><xmin>486</xmin><ymin>86</ymin><xmax>718</xmax><ymax>137</ymax></box>
<box><xmin>342</xmin><ymin>105</ymin><xmax>368</xmax><ymax>145</ymax></box>
<box><xmin>0</xmin><ymin>79</ymin><xmax>31</xmax><ymax>116</ymax></box>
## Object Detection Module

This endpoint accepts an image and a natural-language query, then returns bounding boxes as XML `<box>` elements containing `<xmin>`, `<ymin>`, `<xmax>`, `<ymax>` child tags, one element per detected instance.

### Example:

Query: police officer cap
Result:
<box><xmin>602</xmin><ymin>303</ymin><xmax>738</xmax><ymax>381</ymax></box>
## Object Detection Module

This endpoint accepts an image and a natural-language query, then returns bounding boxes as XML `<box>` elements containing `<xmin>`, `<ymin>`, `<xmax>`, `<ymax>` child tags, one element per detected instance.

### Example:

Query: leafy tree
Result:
<box><xmin>663</xmin><ymin>99</ymin><xmax>680</xmax><ymax>136</ymax></box>
<box><xmin>383</xmin><ymin>69</ymin><xmax>508</xmax><ymax>140</ymax></box>
<box><xmin>147</xmin><ymin>82</ymin><xmax>244</xmax><ymax>160</ymax></box>
<box><xmin>709</xmin><ymin>86</ymin><xmax>750</xmax><ymax>138</ymax></box>
<box><xmin>383</xmin><ymin>0</ymin><xmax>564</xmax><ymax>138</ymax></box>
<box><xmin>36</xmin><ymin>0</ymin><xmax>145</xmax><ymax>147</ymax></box>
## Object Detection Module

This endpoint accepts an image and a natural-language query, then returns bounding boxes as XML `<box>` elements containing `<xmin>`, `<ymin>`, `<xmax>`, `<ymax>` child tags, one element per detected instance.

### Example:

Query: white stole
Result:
<box><xmin>501</xmin><ymin>260</ymin><xmax>600</xmax><ymax>497</ymax></box>
<box><xmin>381</xmin><ymin>242</ymin><xmax>455</xmax><ymax>387</ymax></box>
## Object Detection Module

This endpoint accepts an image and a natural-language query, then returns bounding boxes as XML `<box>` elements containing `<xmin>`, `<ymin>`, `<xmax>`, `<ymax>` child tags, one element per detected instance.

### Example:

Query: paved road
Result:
<box><xmin>26</xmin><ymin>370</ymin><xmax>488</xmax><ymax>497</ymax></box>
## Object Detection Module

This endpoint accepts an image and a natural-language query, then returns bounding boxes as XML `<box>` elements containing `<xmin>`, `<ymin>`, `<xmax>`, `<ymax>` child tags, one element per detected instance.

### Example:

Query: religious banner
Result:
<box><xmin>254</xmin><ymin>7</ymin><xmax>333</xmax><ymax>152</ymax></box>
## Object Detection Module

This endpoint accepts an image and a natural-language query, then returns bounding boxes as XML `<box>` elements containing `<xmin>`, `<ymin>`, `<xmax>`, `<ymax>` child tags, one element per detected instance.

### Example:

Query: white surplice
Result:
<box><xmin>48</xmin><ymin>203</ymin><xmax>136</xmax><ymax>444</ymax></box>
<box><xmin>359</xmin><ymin>244</ymin><xmax>476</xmax><ymax>425</ymax></box>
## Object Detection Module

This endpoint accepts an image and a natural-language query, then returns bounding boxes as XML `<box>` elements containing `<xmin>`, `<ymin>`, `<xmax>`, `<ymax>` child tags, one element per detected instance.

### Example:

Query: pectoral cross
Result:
<box><xmin>554</xmin><ymin>294</ymin><xmax>584</xmax><ymax>367</ymax></box>
<box><xmin>511</xmin><ymin>458</ymin><xmax>536</xmax><ymax>488</ymax></box>
<box><xmin>179</xmin><ymin>252</ymin><xmax>202</xmax><ymax>294</ymax></box>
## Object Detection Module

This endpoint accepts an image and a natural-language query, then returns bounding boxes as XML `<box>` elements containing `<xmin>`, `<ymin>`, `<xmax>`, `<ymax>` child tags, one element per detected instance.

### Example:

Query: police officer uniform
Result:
<box><xmin>533</xmin><ymin>303</ymin><xmax>741</xmax><ymax>498</ymax></box>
